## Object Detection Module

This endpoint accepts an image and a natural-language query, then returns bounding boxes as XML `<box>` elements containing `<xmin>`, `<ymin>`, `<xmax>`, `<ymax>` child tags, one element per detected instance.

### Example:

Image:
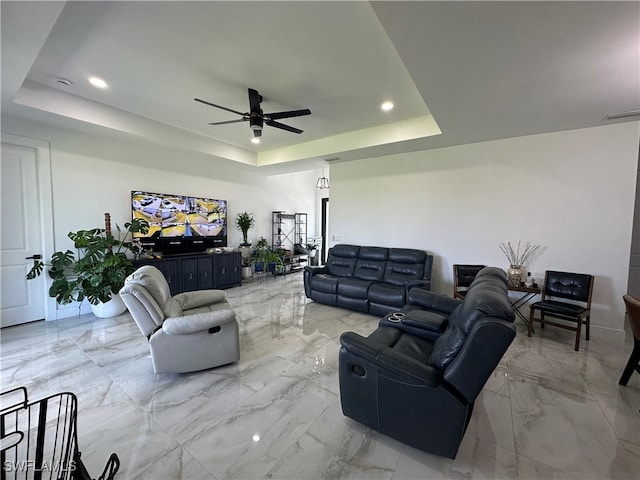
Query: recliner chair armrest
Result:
<box><xmin>304</xmin><ymin>265</ymin><xmax>329</xmax><ymax>297</ymax></box>
<box><xmin>162</xmin><ymin>310</ymin><xmax>235</xmax><ymax>335</ymax></box>
<box><xmin>379</xmin><ymin>310</ymin><xmax>446</xmax><ymax>341</ymax></box>
<box><xmin>340</xmin><ymin>332</ymin><xmax>443</xmax><ymax>386</ymax></box>
<box><xmin>304</xmin><ymin>265</ymin><xmax>328</xmax><ymax>275</ymax></box>
<box><xmin>172</xmin><ymin>290</ymin><xmax>226</xmax><ymax>310</ymax></box>
<box><xmin>407</xmin><ymin>289</ymin><xmax>462</xmax><ymax>315</ymax></box>
<box><xmin>406</xmin><ymin>279</ymin><xmax>431</xmax><ymax>292</ymax></box>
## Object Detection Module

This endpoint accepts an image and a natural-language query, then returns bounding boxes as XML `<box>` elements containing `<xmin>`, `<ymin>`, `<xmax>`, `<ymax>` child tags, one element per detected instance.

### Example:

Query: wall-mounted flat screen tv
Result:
<box><xmin>131</xmin><ymin>190</ymin><xmax>227</xmax><ymax>254</ymax></box>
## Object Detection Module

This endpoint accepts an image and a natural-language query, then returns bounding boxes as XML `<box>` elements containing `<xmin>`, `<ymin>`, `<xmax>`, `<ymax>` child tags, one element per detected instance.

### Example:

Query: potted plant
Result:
<box><xmin>272</xmin><ymin>247</ymin><xmax>287</xmax><ymax>274</ymax></box>
<box><xmin>241</xmin><ymin>255</ymin><xmax>253</xmax><ymax>280</ymax></box>
<box><xmin>26</xmin><ymin>215</ymin><xmax>149</xmax><ymax>318</ymax></box>
<box><xmin>235</xmin><ymin>211</ymin><xmax>255</xmax><ymax>246</ymax></box>
<box><xmin>306</xmin><ymin>242</ymin><xmax>317</xmax><ymax>258</ymax></box>
<box><xmin>255</xmin><ymin>236</ymin><xmax>269</xmax><ymax>250</ymax></box>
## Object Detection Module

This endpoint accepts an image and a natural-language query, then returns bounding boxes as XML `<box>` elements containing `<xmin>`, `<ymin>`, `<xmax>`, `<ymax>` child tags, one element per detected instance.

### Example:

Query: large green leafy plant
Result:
<box><xmin>27</xmin><ymin>218</ymin><xmax>149</xmax><ymax>305</ymax></box>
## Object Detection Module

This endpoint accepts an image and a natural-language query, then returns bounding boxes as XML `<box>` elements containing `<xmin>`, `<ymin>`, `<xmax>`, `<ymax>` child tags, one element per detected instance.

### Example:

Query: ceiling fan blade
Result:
<box><xmin>194</xmin><ymin>98</ymin><xmax>246</xmax><ymax>116</ymax></box>
<box><xmin>265</xmin><ymin>119</ymin><xmax>303</xmax><ymax>134</ymax></box>
<box><xmin>208</xmin><ymin>119</ymin><xmax>247</xmax><ymax>126</ymax></box>
<box><xmin>248</xmin><ymin>88</ymin><xmax>262</xmax><ymax>112</ymax></box>
<box><xmin>266</xmin><ymin>109</ymin><xmax>312</xmax><ymax>120</ymax></box>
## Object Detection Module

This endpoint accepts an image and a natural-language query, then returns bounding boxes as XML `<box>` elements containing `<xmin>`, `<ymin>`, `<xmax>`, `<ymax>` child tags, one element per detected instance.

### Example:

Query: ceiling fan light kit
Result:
<box><xmin>195</xmin><ymin>88</ymin><xmax>311</xmax><ymax>140</ymax></box>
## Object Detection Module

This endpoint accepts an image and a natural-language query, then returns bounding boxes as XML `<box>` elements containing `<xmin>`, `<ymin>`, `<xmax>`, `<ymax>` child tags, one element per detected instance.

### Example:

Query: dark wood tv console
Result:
<box><xmin>133</xmin><ymin>251</ymin><xmax>242</xmax><ymax>295</ymax></box>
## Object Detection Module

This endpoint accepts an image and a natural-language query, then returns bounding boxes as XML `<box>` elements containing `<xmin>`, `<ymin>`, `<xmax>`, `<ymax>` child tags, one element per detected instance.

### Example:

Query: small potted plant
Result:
<box><xmin>241</xmin><ymin>255</ymin><xmax>253</xmax><ymax>280</ymax></box>
<box><xmin>26</xmin><ymin>214</ymin><xmax>149</xmax><ymax>318</ymax></box>
<box><xmin>306</xmin><ymin>242</ymin><xmax>317</xmax><ymax>258</ymax></box>
<box><xmin>255</xmin><ymin>236</ymin><xmax>269</xmax><ymax>250</ymax></box>
<box><xmin>235</xmin><ymin>211</ymin><xmax>255</xmax><ymax>246</ymax></box>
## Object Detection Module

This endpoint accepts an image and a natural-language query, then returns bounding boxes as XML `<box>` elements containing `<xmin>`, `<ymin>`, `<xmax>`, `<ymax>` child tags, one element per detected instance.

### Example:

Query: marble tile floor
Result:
<box><xmin>1</xmin><ymin>272</ymin><xmax>639</xmax><ymax>480</ymax></box>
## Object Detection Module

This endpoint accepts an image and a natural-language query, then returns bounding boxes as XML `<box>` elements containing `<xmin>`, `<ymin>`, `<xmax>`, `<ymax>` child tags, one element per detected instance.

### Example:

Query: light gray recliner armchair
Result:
<box><xmin>119</xmin><ymin>265</ymin><xmax>240</xmax><ymax>374</ymax></box>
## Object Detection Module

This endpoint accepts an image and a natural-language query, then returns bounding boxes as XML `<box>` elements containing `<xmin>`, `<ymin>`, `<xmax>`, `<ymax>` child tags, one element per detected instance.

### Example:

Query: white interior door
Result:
<box><xmin>1</xmin><ymin>142</ymin><xmax>46</xmax><ymax>327</ymax></box>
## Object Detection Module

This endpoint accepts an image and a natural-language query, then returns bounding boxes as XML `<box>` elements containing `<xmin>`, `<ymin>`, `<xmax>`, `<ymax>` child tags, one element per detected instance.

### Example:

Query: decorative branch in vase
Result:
<box><xmin>499</xmin><ymin>241</ymin><xmax>540</xmax><ymax>287</ymax></box>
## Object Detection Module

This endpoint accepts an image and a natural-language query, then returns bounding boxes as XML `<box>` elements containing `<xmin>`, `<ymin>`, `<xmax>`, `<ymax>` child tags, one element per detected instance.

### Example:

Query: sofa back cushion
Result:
<box><xmin>382</xmin><ymin>248</ymin><xmax>428</xmax><ymax>286</ymax></box>
<box><xmin>353</xmin><ymin>246</ymin><xmax>388</xmax><ymax>281</ymax></box>
<box><xmin>429</xmin><ymin>267</ymin><xmax>514</xmax><ymax>370</ymax></box>
<box><xmin>326</xmin><ymin>244</ymin><xmax>360</xmax><ymax>277</ymax></box>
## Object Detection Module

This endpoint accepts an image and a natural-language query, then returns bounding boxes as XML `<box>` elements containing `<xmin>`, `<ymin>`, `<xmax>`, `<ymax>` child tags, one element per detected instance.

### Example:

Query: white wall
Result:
<box><xmin>3</xmin><ymin>117</ymin><xmax>322</xmax><ymax>318</ymax></box>
<box><xmin>329</xmin><ymin>122</ymin><xmax>640</xmax><ymax>331</ymax></box>
<box><xmin>5</xmin><ymin>117</ymin><xmax>639</xmax><ymax>328</ymax></box>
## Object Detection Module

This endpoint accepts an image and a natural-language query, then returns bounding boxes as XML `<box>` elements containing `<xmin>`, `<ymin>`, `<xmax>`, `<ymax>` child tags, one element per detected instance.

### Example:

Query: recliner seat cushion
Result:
<box><xmin>338</xmin><ymin>277</ymin><xmax>374</xmax><ymax>298</ymax></box>
<box><xmin>309</xmin><ymin>274</ymin><xmax>339</xmax><ymax>294</ymax></box>
<box><xmin>368</xmin><ymin>283</ymin><xmax>406</xmax><ymax>305</ymax></box>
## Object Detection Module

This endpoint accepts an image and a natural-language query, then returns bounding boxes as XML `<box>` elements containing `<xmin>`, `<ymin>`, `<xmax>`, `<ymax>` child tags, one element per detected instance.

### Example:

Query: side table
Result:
<box><xmin>508</xmin><ymin>285</ymin><xmax>541</xmax><ymax>329</ymax></box>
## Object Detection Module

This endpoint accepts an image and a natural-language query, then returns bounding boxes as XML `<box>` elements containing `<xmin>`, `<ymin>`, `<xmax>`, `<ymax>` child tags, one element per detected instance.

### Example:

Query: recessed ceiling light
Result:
<box><xmin>381</xmin><ymin>101</ymin><xmax>394</xmax><ymax>112</ymax></box>
<box><xmin>251</xmin><ymin>137</ymin><xmax>260</xmax><ymax>144</ymax></box>
<box><xmin>89</xmin><ymin>76</ymin><xmax>108</xmax><ymax>89</ymax></box>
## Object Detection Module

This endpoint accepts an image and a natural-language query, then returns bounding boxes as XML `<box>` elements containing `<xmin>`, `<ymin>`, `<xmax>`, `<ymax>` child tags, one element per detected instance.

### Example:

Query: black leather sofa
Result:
<box><xmin>303</xmin><ymin>244</ymin><xmax>433</xmax><ymax>317</ymax></box>
<box><xmin>338</xmin><ymin>267</ymin><xmax>515</xmax><ymax>458</ymax></box>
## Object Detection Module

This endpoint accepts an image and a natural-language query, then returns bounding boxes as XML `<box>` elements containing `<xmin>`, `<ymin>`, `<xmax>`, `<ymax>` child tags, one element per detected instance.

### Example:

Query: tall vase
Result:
<box><xmin>507</xmin><ymin>265</ymin><xmax>523</xmax><ymax>288</ymax></box>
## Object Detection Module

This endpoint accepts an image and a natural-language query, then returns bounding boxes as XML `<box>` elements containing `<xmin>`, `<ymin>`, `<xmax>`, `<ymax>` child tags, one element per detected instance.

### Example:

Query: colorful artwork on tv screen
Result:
<box><xmin>131</xmin><ymin>191</ymin><xmax>227</xmax><ymax>251</ymax></box>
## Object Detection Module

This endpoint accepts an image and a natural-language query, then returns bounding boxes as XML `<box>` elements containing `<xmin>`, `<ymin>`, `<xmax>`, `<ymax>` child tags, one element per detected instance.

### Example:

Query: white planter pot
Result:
<box><xmin>238</xmin><ymin>245</ymin><xmax>252</xmax><ymax>259</ymax></box>
<box><xmin>90</xmin><ymin>295</ymin><xmax>127</xmax><ymax>318</ymax></box>
<box><xmin>242</xmin><ymin>266</ymin><xmax>253</xmax><ymax>280</ymax></box>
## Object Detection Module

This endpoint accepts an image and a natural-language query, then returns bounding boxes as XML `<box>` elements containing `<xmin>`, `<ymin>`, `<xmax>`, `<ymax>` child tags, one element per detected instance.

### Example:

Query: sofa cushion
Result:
<box><xmin>338</xmin><ymin>277</ymin><xmax>374</xmax><ymax>298</ymax></box>
<box><xmin>369</xmin><ymin>283</ymin><xmax>406</xmax><ymax>306</ymax></box>
<box><xmin>326</xmin><ymin>244</ymin><xmax>360</xmax><ymax>277</ymax></box>
<box><xmin>309</xmin><ymin>273</ymin><xmax>339</xmax><ymax>294</ymax></box>
<box><xmin>337</xmin><ymin>295</ymin><xmax>369</xmax><ymax>313</ymax></box>
<box><xmin>353</xmin><ymin>247</ymin><xmax>388</xmax><ymax>281</ymax></box>
<box><xmin>382</xmin><ymin>249</ymin><xmax>427</xmax><ymax>286</ymax></box>
<box><xmin>360</xmin><ymin>246</ymin><xmax>389</xmax><ymax>260</ymax></box>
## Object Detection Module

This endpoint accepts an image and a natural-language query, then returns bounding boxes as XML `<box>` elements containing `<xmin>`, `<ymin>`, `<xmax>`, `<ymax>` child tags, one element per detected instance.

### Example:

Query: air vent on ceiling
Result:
<box><xmin>603</xmin><ymin>110</ymin><xmax>640</xmax><ymax>121</ymax></box>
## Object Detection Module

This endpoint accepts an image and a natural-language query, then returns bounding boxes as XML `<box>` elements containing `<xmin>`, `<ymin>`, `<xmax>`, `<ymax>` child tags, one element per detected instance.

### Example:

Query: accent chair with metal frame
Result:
<box><xmin>453</xmin><ymin>264</ymin><xmax>486</xmax><ymax>300</ymax></box>
<box><xmin>527</xmin><ymin>270</ymin><xmax>594</xmax><ymax>351</ymax></box>
<box><xmin>619</xmin><ymin>294</ymin><xmax>640</xmax><ymax>388</ymax></box>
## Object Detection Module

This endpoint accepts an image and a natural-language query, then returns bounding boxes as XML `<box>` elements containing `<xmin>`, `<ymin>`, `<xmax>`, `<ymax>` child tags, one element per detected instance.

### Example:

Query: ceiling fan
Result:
<box><xmin>194</xmin><ymin>88</ymin><xmax>311</xmax><ymax>138</ymax></box>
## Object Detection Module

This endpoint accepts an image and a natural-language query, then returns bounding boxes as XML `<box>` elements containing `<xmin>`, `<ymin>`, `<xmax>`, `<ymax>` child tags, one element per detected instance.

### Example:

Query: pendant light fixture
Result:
<box><xmin>316</xmin><ymin>168</ymin><xmax>329</xmax><ymax>189</ymax></box>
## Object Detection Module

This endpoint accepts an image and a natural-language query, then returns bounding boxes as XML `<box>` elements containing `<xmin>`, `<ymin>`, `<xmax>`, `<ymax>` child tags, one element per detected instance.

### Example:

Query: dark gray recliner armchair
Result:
<box><xmin>338</xmin><ymin>267</ymin><xmax>515</xmax><ymax>458</ymax></box>
<box><xmin>119</xmin><ymin>265</ymin><xmax>239</xmax><ymax>374</ymax></box>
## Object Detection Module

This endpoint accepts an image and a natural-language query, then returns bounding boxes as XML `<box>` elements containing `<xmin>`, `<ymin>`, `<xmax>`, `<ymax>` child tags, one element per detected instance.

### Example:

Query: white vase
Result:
<box><xmin>90</xmin><ymin>295</ymin><xmax>127</xmax><ymax>318</ymax></box>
